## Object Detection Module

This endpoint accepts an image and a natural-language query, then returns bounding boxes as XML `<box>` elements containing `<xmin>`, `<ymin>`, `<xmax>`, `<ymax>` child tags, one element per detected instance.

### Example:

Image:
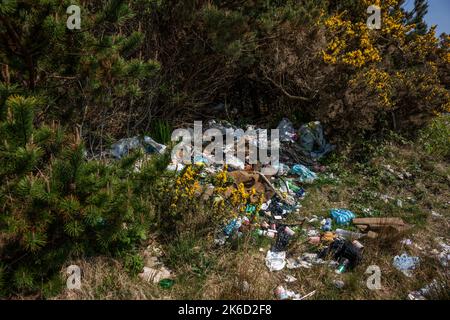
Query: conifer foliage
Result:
<box><xmin>409</xmin><ymin>0</ymin><xmax>429</xmax><ymax>35</ymax></box>
<box><xmin>0</xmin><ymin>88</ymin><xmax>162</xmax><ymax>296</ymax></box>
<box><xmin>0</xmin><ymin>0</ymin><xmax>160</xmax><ymax>143</ymax></box>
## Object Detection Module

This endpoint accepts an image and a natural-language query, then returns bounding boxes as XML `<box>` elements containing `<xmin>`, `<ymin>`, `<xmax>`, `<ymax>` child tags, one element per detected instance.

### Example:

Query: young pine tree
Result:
<box><xmin>0</xmin><ymin>91</ymin><xmax>165</xmax><ymax>297</ymax></box>
<box><xmin>0</xmin><ymin>0</ymin><xmax>160</xmax><ymax>142</ymax></box>
<box><xmin>405</xmin><ymin>0</ymin><xmax>429</xmax><ymax>35</ymax></box>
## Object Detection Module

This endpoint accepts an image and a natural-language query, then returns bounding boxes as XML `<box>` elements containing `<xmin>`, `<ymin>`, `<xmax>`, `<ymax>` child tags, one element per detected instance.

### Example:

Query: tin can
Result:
<box><xmin>284</xmin><ymin>226</ymin><xmax>296</xmax><ymax>236</ymax></box>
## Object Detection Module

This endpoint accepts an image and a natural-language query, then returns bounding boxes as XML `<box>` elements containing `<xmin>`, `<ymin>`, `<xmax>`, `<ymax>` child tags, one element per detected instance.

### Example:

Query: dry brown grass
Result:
<box><xmin>51</xmin><ymin>142</ymin><xmax>449</xmax><ymax>300</ymax></box>
<box><xmin>55</xmin><ymin>257</ymin><xmax>164</xmax><ymax>300</ymax></box>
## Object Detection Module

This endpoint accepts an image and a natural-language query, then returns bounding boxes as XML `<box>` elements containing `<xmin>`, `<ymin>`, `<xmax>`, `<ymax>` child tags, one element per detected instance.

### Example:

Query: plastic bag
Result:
<box><xmin>277</xmin><ymin>118</ymin><xmax>297</xmax><ymax>143</ymax></box>
<box><xmin>291</xmin><ymin>164</ymin><xmax>317</xmax><ymax>183</ymax></box>
<box><xmin>111</xmin><ymin>136</ymin><xmax>166</xmax><ymax>159</ymax></box>
<box><xmin>298</xmin><ymin>121</ymin><xmax>334</xmax><ymax>160</ymax></box>
<box><xmin>265</xmin><ymin>250</ymin><xmax>286</xmax><ymax>271</ymax></box>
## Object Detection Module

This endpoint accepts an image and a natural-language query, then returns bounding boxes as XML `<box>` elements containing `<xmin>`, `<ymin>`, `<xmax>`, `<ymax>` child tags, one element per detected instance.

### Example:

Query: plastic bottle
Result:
<box><xmin>223</xmin><ymin>218</ymin><xmax>242</xmax><ymax>236</ymax></box>
<box><xmin>335</xmin><ymin>258</ymin><xmax>350</xmax><ymax>274</ymax></box>
<box><xmin>335</xmin><ymin>229</ymin><xmax>365</xmax><ymax>240</ymax></box>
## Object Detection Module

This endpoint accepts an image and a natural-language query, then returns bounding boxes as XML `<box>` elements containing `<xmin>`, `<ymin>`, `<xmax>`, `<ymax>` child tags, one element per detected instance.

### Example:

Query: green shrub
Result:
<box><xmin>150</xmin><ymin>119</ymin><xmax>173</xmax><ymax>145</ymax></box>
<box><xmin>419</xmin><ymin>114</ymin><xmax>450</xmax><ymax>158</ymax></box>
<box><xmin>0</xmin><ymin>93</ymin><xmax>165</xmax><ymax>297</ymax></box>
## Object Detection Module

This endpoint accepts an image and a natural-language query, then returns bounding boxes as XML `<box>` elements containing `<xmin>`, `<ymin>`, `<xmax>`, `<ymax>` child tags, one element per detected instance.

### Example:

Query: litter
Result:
<box><xmin>297</xmin><ymin>121</ymin><xmax>335</xmax><ymax>161</ymax></box>
<box><xmin>274</xmin><ymin>285</ymin><xmax>295</xmax><ymax>300</ymax></box>
<box><xmin>274</xmin><ymin>286</ymin><xmax>316</xmax><ymax>300</ymax></box>
<box><xmin>291</xmin><ymin>164</ymin><xmax>317</xmax><ymax>183</ymax></box>
<box><xmin>241</xmin><ymin>281</ymin><xmax>250</xmax><ymax>293</ymax></box>
<box><xmin>308</xmin><ymin>236</ymin><xmax>321</xmax><ymax>245</ymax></box>
<box><xmin>284</xmin><ymin>275</ymin><xmax>297</xmax><ymax>283</ymax></box>
<box><xmin>321</xmin><ymin>232</ymin><xmax>336</xmax><ymax>242</ymax></box>
<box><xmin>330</xmin><ymin>209</ymin><xmax>356</xmax><ymax>226</ymax></box>
<box><xmin>308</xmin><ymin>215</ymin><xmax>319</xmax><ymax>223</ymax></box>
<box><xmin>223</xmin><ymin>218</ymin><xmax>242</xmax><ymax>237</ymax></box>
<box><xmin>335</xmin><ymin>258</ymin><xmax>351</xmax><ymax>274</ymax></box>
<box><xmin>287</xmin><ymin>258</ymin><xmax>312</xmax><ymax>269</ymax></box>
<box><xmin>335</xmin><ymin>229</ymin><xmax>365</xmax><ymax>240</ymax></box>
<box><xmin>319</xmin><ymin>238</ymin><xmax>362</xmax><ymax>271</ymax></box>
<box><xmin>277</xmin><ymin>118</ymin><xmax>297</xmax><ymax>143</ymax></box>
<box><xmin>265</xmin><ymin>250</ymin><xmax>286</xmax><ymax>271</ymax></box>
<box><xmin>227</xmin><ymin>171</ymin><xmax>275</xmax><ymax>203</ymax></box>
<box><xmin>159</xmin><ymin>279</ymin><xmax>175</xmax><ymax>289</ymax></box>
<box><xmin>273</xmin><ymin>226</ymin><xmax>293</xmax><ymax>252</ymax></box>
<box><xmin>400</xmin><ymin>239</ymin><xmax>413</xmax><ymax>246</ymax></box>
<box><xmin>298</xmin><ymin>290</ymin><xmax>316</xmax><ymax>300</ymax></box>
<box><xmin>407</xmin><ymin>280</ymin><xmax>444</xmax><ymax>300</ymax></box>
<box><xmin>322</xmin><ymin>218</ymin><xmax>332</xmax><ymax>231</ymax></box>
<box><xmin>257</xmin><ymin>229</ymin><xmax>276</xmax><ymax>238</ymax></box>
<box><xmin>111</xmin><ymin>136</ymin><xmax>166</xmax><ymax>159</ymax></box>
<box><xmin>352</xmin><ymin>217</ymin><xmax>410</xmax><ymax>234</ymax></box>
<box><xmin>139</xmin><ymin>266</ymin><xmax>172</xmax><ymax>283</ymax></box>
<box><xmin>393</xmin><ymin>253</ymin><xmax>420</xmax><ymax>277</ymax></box>
<box><xmin>274</xmin><ymin>163</ymin><xmax>291</xmax><ymax>176</ymax></box>
<box><xmin>214</xmin><ymin>234</ymin><xmax>227</xmax><ymax>246</ymax></box>
<box><xmin>307</xmin><ymin>229</ymin><xmax>320</xmax><ymax>237</ymax></box>
<box><xmin>352</xmin><ymin>240</ymin><xmax>364</xmax><ymax>251</ymax></box>
<box><xmin>333</xmin><ymin>280</ymin><xmax>345</xmax><ymax>289</ymax></box>
<box><xmin>431</xmin><ymin>211</ymin><xmax>442</xmax><ymax>219</ymax></box>
<box><xmin>435</xmin><ymin>241</ymin><xmax>450</xmax><ymax>267</ymax></box>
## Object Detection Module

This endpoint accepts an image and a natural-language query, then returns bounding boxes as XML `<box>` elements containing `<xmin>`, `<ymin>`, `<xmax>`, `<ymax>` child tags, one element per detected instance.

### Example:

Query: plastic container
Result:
<box><xmin>335</xmin><ymin>229</ymin><xmax>365</xmax><ymax>240</ymax></box>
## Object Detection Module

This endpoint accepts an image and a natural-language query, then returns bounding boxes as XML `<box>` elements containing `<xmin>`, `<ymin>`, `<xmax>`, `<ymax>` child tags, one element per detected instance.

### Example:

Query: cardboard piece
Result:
<box><xmin>352</xmin><ymin>217</ymin><xmax>411</xmax><ymax>236</ymax></box>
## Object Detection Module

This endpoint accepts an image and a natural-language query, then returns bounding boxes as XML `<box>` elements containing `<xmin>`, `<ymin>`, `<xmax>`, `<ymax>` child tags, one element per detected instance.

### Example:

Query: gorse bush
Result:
<box><xmin>130</xmin><ymin>0</ymin><xmax>449</xmax><ymax>138</ymax></box>
<box><xmin>0</xmin><ymin>0</ymin><xmax>449</xmax><ymax>299</ymax></box>
<box><xmin>318</xmin><ymin>0</ymin><xmax>449</xmax><ymax>136</ymax></box>
<box><xmin>1</xmin><ymin>0</ymin><xmax>448</xmax><ymax>141</ymax></box>
<box><xmin>0</xmin><ymin>91</ymin><xmax>167</xmax><ymax>297</ymax></box>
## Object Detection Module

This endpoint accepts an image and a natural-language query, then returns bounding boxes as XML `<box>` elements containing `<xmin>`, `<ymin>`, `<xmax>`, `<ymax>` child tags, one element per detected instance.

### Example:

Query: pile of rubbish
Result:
<box><xmin>108</xmin><ymin>118</ymin><xmax>443</xmax><ymax>300</ymax></box>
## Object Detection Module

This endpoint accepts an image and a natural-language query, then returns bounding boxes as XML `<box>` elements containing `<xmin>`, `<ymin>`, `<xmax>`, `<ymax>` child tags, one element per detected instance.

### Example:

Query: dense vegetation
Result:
<box><xmin>0</xmin><ymin>0</ymin><xmax>448</xmax><ymax>298</ymax></box>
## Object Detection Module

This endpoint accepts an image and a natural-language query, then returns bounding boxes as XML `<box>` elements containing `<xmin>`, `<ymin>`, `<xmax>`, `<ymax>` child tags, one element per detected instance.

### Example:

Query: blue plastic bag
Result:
<box><xmin>291</xmin><ymin>164</ymin><xmax>317</xmax><ymax>183</ymax></box>
<box><xmin>330</xmin><ymin>209</ymin><xmax>355</xmax><ymax>226</ymax></box>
